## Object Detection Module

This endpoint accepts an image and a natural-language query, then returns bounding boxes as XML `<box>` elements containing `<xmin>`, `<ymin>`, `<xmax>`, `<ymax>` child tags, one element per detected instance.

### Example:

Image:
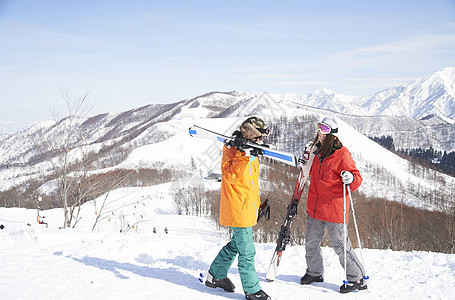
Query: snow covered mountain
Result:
<box><xmin>0</xmin><ymin>121</ymin><xmax>31</xmax><ymax>135</ymax></box>
<box><xmin>1</xmin><ymin>69</ymin><xmax>455</xmax><ymax>300</ymax></box>
<box><xmin>277</xmin><ymin>67</ymin><xmax>455</xmax><ymax>120</ymax></box>
<box><xmin>1</xmin><ymin>68</ymin><xmax>455</xmax><ymax>212</ymax></box>
<box><xmin>360</xmin><ymin>67</ymin><xmax>455</xmax><ymax>119</ymax></box>
<box><xmin>0</xmin><ymin>93</ymin><xmax>454</xmax><ymax>213</ymax></box>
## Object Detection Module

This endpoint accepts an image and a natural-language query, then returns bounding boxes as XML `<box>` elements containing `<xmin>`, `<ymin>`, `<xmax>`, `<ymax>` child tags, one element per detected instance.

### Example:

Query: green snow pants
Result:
<box><xmin>209</xmin><ymin>227</ymin><xmax>261</xmax><ymax>294</ymax></box>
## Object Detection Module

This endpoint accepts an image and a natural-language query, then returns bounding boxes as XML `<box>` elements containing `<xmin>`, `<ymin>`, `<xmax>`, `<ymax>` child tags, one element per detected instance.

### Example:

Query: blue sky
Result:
<box><xmin>1</xmin><ymin>0</ymin><xmax>455</xmax><ymax>124</ymax></box>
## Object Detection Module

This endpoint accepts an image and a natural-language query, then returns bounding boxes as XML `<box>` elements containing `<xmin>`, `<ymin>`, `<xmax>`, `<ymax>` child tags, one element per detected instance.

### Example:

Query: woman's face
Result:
<box><xmin>318</xmin><ymin>130</ymin><xmax>326</xmax><ymax>144</ymax></box>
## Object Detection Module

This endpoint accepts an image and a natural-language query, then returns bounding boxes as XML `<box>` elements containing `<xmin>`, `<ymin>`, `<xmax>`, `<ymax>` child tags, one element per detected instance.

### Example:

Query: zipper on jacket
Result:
<box><xmin>313</xmin><ymin>158</ymin><xmax>324</xmax><ymax>218</ymax></box>
<box><xmin>249</xmin><ymin>161</ymin><xmax>255</xmax><ymax>192</ymax></box>
<box><xmin>249</xmin><ymin>161</ymin><xmax>259</xmax><ymax>214</ymax></box>
<box><xmin>248</xmin><ymin>160</ymin><xmax>258</xmax><ymax>212</ymax></box>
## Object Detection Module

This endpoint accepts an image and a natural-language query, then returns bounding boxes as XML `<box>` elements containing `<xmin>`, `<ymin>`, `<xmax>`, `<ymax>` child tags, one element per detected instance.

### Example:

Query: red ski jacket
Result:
<box><xmin>306</xmin><ymin>146</ymin><xmax>362</xmax><ymax>224</ymax></box>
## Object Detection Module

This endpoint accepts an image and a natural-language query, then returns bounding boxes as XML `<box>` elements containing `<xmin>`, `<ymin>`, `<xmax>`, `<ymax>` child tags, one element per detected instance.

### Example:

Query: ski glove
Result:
<box><xmin>341</xmin><ymin>170</ymin><xmax>354</xmax><ymax>185</ymax></box>
<box><xmin>234</xmin><ymin>138</ymin><xmax>247</xmax><ymax>151</ymax></box>
<box><xmin>257</xmin><ymin>199</ymin><xmax>270</xmax><ymax>221</ymax></box>
<box><xmin>225</xmin><ymin>132</ymin><xmax>248</xmax><ymax>153</ymax></box>
<box><xmin>244</xmin><ymin>147</ymin><xmax>261</xmax><ymax>158</ymax></box>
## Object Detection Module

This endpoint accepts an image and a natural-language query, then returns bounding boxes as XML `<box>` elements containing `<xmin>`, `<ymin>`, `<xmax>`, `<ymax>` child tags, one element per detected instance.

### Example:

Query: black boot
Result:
<box><xmin>204</xmin><ymin>272</ymin><xmax>235</xmax><ymax>292</ymax></box>
<box><xmin>339</xmin><ymin>278</ymin><xmax>368</xmax><ymax>293</ymax></box>
<box><xmin>245</xmin><ymin>289</ymin><xmax>271</xmax><ymax>300</ymax></box>
<box><xmin>300</xmin><ymin>273</ymin><xmax>324</xmax><ymax>285</ymax></box>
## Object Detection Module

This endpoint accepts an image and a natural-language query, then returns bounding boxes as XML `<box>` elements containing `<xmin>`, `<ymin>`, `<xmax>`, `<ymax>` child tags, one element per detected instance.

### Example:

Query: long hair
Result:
<box><xmin>313</xmin><ymin>133</ymin><xmax>343</xmax><ymax>159</ymax></box>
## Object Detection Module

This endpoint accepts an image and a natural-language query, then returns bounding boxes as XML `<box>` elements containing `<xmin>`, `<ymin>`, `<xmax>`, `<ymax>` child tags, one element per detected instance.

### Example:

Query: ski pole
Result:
<box><xmin>343</xmin><ymin>183</ymin><xmax>348</xmax><ymax>287</ymax></box>
<box><xmin>347</xmin><ymin>186</ymin><xmax>369</xmax><ymax>281</ymax></box>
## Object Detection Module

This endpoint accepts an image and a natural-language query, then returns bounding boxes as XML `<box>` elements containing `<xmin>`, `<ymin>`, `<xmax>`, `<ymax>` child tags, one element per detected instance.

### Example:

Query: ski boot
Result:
<box><xmin>245</xmin><ymin>289</ymin><xmax>271</xmax><ymax>300</ymax></box>
<box><xmin>204</xmin><ymin>272</ymin><xmax>235</xmax><ymax>292</ymax></box>
<box><xmin>339</xmin><ymin>278</ymin><xmax>368</xmax><ymax>293</ymax></box>
<box><xmin>300</xmin><ymin>273</ymin><xmax>324</xmax><ymax>285</ymax></box>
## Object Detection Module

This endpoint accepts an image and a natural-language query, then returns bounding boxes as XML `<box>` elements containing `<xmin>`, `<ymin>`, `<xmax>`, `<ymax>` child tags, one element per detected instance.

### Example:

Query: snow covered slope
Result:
<box><xmin>1</xmin><ymin>184</ymin><xmax>454</xmax><ymax>300</ymax></box>
<box><xmin>114</xmin><ymin>114</ymin><xmax>454</xmax><ymax>211</ymax></box>
<box><xmin>0</xmin><ymin>97</ymin><xmax>454</xmax><ymax>211</ymax></box>
<box><xmin>0</xmin><ymin>69</ymin><xmax>454</xmax><ymax>212</ymax></box>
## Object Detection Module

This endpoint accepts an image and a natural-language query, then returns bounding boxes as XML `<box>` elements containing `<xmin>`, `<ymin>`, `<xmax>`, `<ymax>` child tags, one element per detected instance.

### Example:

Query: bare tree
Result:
<box><xmin>90</xmin><ymin>170</ymin><xmax>135</xmax><ymax>231</ymax></box>
<box><xmin>32</xmin><ymin>88</ymin><xmax>132</xmax><ymax>228</ymax></box>
<box><xmin>30</xmin><ymin>89</ymin><xmax>90</xmax><ymax>227</ymax></box>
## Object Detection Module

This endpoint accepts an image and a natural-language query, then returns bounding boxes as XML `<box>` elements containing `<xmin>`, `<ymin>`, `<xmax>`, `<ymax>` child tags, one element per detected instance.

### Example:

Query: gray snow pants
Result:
<box><xmin>305</xmin><ymin>215</ymin><xmax>365</xmax><ymax>281</ymax></box>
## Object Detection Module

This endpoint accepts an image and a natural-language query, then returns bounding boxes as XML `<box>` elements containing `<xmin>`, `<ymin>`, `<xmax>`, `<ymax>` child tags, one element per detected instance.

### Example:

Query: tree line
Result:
<box><xmin>370</xmin><ymin>135</ymin><xmax>455</xmax><ymax>176</ymax></box>
<box><xmin>175</xmin><ymin>159</ymin><xmax>455</xmax><ymax>254</ymax></box>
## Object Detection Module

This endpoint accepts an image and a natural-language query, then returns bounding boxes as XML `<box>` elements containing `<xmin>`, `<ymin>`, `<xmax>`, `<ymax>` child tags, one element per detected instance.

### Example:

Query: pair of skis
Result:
<box><xmin>188</xmin><ymin>125</ymin><xmax>297</xmax><ymax>166</ymax></box>
<box><xmin>265</xmin><ymin>143</ymin><xmax>315</xmax><ymax>281</ymax></box>
<box><xmin>188</xmin><ymin>125</ymin><xmax>314</xmax><ymax>281</ymax></box>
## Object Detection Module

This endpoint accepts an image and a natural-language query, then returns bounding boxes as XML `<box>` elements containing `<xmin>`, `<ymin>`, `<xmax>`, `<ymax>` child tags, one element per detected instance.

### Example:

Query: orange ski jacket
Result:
<box><xmin>306</xmin><ymin>146</ymin><xmax>362</xmax><ymax>224</ymax></box>
<box><xmin>219</xmin><ymin>145</ymin><xmax>261</xmax><ymax>228</ymax></box>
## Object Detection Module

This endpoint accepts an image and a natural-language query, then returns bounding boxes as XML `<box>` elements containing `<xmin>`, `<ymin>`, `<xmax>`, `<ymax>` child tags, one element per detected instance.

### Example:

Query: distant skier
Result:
<box><xmin>204</xmin><ymin>117</ymin><xmax>271</xmax><ymax>300</ymax></box>
<box><xmin>153</xmin><ymin>227</ymin><xmax>157</xmax><ymax>233</ymax></box>
<box><xmin>298</xmin><ymin>117</ymin><xmax>367</xmax><ymax>293</ymax></box>
<box><xmin>164</xmin><ymin>227</ymin><xmax>168</xmax><ymax>234</ymax></box>
<box><xmin>38</xmin><ymin>215</ymin><xmax>48</xmax><ymax>226</ymax></box>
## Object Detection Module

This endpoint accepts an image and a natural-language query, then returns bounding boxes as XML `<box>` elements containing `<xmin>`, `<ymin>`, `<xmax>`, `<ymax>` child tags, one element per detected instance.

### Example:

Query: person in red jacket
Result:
<box><xmin>298</xmin><ymin>117</ymin><xmax>367</xmax><ymax>294</ymax></box>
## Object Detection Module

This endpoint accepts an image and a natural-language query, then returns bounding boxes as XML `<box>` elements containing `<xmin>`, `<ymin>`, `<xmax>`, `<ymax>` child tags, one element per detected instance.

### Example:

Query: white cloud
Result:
<box><xmin>325</xmin><ymin>32</ymin><xmax>455</xmax><ymax>65</ymax></box>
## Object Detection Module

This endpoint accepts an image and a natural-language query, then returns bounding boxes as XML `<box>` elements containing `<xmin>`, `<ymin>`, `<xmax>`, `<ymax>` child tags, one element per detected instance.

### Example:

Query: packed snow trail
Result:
<box><xmin>1</xmin><ymin>184</ymin><xmax>454</xmax><ymax>299</ymax></box>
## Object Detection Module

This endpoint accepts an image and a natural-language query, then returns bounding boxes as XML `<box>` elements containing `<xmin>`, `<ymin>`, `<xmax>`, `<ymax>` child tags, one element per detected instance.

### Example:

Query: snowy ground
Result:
<box><xmin>1</xmin><ymin>183</ymin><xmax>454</xmax><ymax>300</ymax></box>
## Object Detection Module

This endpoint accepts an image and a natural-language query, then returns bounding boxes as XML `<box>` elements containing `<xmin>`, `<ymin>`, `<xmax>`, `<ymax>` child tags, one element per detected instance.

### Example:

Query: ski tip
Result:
<box><xmin>199</xmin><ymin>270</ymin><xmax>208</xmax><ymax>283</ymax></box>
<box><xmin>189</xmin><ymin>128</ymin><xmax>197</xmax><ymax>136</ymax></box>
<box><xmin>266</xmin><ymin>278</ymin><xmax>275</xmax><ymax>282</ymax></box>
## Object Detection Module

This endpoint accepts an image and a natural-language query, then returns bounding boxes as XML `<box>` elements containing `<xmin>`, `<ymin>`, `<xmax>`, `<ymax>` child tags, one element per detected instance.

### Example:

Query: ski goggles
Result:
<box><xmin>257</xmin><ymin>125</ymin><xmax>271</xmax><ymax>136</ymax></box>
<box><xmin>252</xmin><ymin>135</ymin><xmax>264</xmax><ymax>143</ymax></box>
<box><xmin>316</xmin><ymin>122</ymin><xmax>336</xmax><ymax>134</ymax></box>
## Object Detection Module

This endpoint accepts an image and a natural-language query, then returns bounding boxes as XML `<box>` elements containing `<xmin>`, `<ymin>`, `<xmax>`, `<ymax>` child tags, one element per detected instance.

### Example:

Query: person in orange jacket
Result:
<box><xmin>205</xmin><ymin>117</ymin><xmax>271</xmax><ymax>300</ymax></box>
<box><xmin>298</xmin><ymin>117</ymin><xmax>367</xmax><ymax>294</ymax></box>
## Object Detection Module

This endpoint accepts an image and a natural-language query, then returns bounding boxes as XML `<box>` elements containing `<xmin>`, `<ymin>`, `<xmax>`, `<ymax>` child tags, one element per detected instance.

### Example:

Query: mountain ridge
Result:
<box><xmin>2</xmin><ymin>67</ymin><xmax>455</xmax><ymax>135</ymax></box>
<box><xmin>1</xmin><ymin>68</ymin><xmax>455</xmax><ymax>213</ymax></box>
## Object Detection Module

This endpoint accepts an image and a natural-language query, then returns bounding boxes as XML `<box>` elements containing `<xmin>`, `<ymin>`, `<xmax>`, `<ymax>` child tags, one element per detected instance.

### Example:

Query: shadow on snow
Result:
<box><xmin>54</xmin><ymin>251</ymin><xmax>240</xmax><ymax>299</ymax></box>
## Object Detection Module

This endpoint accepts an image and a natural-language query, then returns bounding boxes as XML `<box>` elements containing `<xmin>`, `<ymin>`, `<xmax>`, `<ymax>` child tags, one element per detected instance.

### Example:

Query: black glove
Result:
<box><xmin>257</xmin><ymin>199</ymin><xmax>270</xmax><ymax>221</ymax></box>
<box><xmin>231</xmin><ymin>131</ymin><xmax>248</xmax><ymax>151</ymax></box>
<box><xmin>246</xmin><ymin>147</ymin><xmax>265</xmax><ymax>157</ymax></box>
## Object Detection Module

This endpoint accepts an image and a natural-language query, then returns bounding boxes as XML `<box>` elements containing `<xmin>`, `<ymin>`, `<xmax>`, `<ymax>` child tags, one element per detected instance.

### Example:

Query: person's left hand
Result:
<box><xmin>341</xmin><ymin>170</ymin><xmax>354</xmax><ymax>185</ymax></box>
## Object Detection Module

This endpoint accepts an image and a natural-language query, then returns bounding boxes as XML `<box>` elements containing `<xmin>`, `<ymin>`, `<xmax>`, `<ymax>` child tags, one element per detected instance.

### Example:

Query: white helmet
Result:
<box><xmin>317</xmin><ymin>117</ymin><xmax>338</xmax><ymax>135</ymax></box>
